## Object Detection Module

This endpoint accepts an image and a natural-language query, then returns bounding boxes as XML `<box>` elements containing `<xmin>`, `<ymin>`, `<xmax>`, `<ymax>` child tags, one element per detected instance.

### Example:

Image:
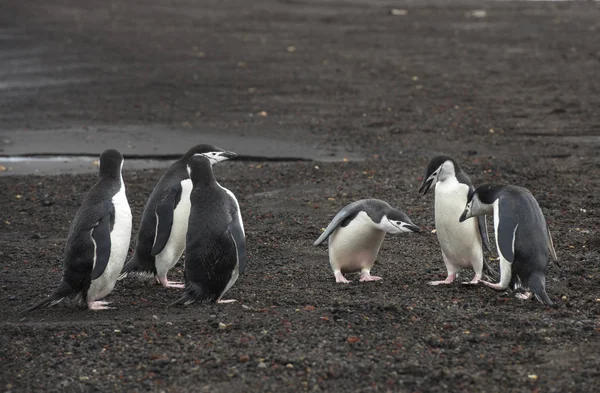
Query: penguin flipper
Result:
<box><xmin>229</xmin><ymin>209</ymin><xmax>246</xmax><ymax>275</ymax></box>
<box><xmin>91</xmin><ymin>209</ymin><xmax>114</xmax><ymax>280</ymax></box>
<box><xmin>497</xmin><ymin>200</ymin><xmax>518</xmax><ymax>263</ymax></box>
<box><xmin>547</xmin><ymin>226</ymin><xmax>560</xmax><ymax>267</ymax></box>
<box><xmin>151</xmin><ymin>188</ymin><xmax>180</xmax><ymax>256</ymax></box>
<box><xmin>313</xmin><ymin>202</ymin><xmax>363</xmax><ymax>246</ymax></box>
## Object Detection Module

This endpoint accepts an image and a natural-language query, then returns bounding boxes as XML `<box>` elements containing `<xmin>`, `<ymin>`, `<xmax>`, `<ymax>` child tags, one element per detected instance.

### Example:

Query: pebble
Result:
<box><xmin>257</xmin><ymin>361</ymin><xmax>267</xmax><ymax>369</ymax></box>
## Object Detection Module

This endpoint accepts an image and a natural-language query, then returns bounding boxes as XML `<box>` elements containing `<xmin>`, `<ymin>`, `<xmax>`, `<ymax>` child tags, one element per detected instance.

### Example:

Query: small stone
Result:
<box><xmin>390</xmin><ymin>9</ymin><xmax>408</xmax><ymax>16</ymax></box>
<box><xmin>286</xmin><ymin>363</ymin><xmax>294</xmax><ymax>369</ymax></box>
<box><xmin>42</xmin><ymin>200</ymin><xmax>54</xmax><ymax>207</ymax></box>
<box><xmin>258</xmin><ymin>361</ymin><xmax>267</xmax><ymax>369</ymax></box>
<box><xmin>239</xmin><ymin>355</ymin><xmax>250</xmax><ymax>363</ymax></box>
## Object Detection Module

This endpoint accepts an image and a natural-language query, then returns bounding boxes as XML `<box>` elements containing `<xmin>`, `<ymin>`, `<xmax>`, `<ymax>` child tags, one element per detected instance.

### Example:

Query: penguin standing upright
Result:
<box><xmin>419</xmin><ymin>155</ymin><xmax>496</xmax><ymax>285</ymax></box>
<box><xmin>314</xmin><ymin>199</ymin><xmax>421</xmax><ymax>283</ymax></box>
<box><xmin>173</xmin><ymin>153</ymin><xmax>245</xmax><ymax>304</ymax></box>
<box><xmin>120</xmin><ymin>145</ymin><xmax>236</xmax><ymax>288</ymax></box>
<box><xmin>27</xmin><ymin>149</ymin><xmax>132</xmax><ymax>311</ymax></box>
<box><xmin>460</xmin><ymin>184</ymin><xmax>558</xmax><ymax>306</ymax></box>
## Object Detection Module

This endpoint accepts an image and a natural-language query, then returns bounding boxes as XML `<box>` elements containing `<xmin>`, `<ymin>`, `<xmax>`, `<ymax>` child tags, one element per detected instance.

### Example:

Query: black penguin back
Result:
<box><xmin>500</xmin><ymin>186</ymin><xmax>553</xmax><ymax>306</ymax></box>
<box><xmin>182</xmin><ymin>155</ymin><xmax>238</xmax><ymax>303</ymax></box>
<box><xmin>99</xmin><ymin>149</ymin><xmax>123</xmax><ymax>180</ymax></box>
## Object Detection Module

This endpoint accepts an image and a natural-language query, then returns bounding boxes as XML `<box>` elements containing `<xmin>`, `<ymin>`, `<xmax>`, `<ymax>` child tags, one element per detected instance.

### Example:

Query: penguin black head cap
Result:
<box><xmin>472</xmin><ymin>183</ymin><xmax>504</xmax><ymax>204</ymax></box>
<box><xmin>98</xmin><ymin>149</ymin><xmax>123</xmax><ymax>179</ymax></box>
<box><xmin>425</xmin><ymin>155</ymin><xmax>461</xmax><ymax>177</ymax></box>
<box><xmin>182</xmin><ymin>144</ymin><xmax>225</xmax><ymax>160</ymax></box>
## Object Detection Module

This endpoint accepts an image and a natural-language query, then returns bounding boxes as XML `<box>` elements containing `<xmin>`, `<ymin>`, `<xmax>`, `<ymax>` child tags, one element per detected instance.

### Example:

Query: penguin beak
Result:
<box><xmin>219</xmin><ymin>151</ymin><xmax>238</xmax><ymax>159</ymax></box>
<box><xmin>459</xmin><ymin>209</ymin><xmax>470</xmax><ymax>223</ymax></box>
<box><xmin>418</xmin><ymin>178</ymin><xmax>433</xmax><ymax>195</ymax></box>
<box><xmin>405</xmin><ymin>224</ymin><xmax>422</xmax><ymax>233</ymax></box>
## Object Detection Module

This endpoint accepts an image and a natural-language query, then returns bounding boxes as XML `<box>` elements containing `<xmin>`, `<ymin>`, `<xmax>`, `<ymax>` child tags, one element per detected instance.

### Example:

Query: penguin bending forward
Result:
<box><xmin>173</xmin><ymin>153</ymin><xmax>245</xmax><ymax>305</ymax></box>
<box><xmin>419</xmin><ymin>155</ymin><xmax>496</xmax><ymax>285</ymax></box>
<box><xmin>120</xmin><ymin>145</ymin><xmax>236</xmax><ymax>288</ymax></box>
<box><xmin>314</xmin><ymin>199</ymin><xmax>421</xmax><ymax>283</ymax></box>
<box><xmin>460</xmin><ymin>184</ymin><xmax>558</xmax><ymax>306</ymax></box>
<box><xmin>27</xmin><ymin>149</ymin><xmax>132</xmax><ymax>311</ymax></box>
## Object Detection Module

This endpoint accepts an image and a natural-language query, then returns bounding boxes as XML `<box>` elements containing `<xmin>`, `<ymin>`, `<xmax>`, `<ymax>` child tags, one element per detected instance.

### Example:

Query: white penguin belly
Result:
<box><xmin>88</xmin><ymin>184</ymin><xmax>132</xmax><ymax>301</ymax></box>
<box><xmin>434</xmin><ymin>180</ymin><xmax>482</xmax><ymax>268</ymax></box>
<box><xmin>155</xmin><ymin>179</ymin><xmax>192</xmax><ymax>277</ymax></box>
<box><xmin>328</xmin><ymin>212</ymin><xmax>386</xmax><ymax>273</ymax></box>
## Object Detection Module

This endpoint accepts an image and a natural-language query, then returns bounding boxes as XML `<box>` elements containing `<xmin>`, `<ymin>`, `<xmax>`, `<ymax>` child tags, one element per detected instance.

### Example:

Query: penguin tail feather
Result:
<box><xmin>170</xmin><ymin>293</ymin><xmax>196</xmax><ymax>306</ymax></box>
<box><xmin>24</xmin><ymin>281</ymin><xmax>73</xmax><ymax>313</ymax></box>
<box><xmin>529</xmin><ymin>275</ymin><xmax>555</xmax><ymax>308</ymax></box>
<box><xmin>170</xmin><ymin>283</ymin><xmax>215</xmax><ymax>306</ymax></box>
<box><xmin>118</xmin><ymin>255</ymin><xmax>141</xmax><ymax>280</ymax></box>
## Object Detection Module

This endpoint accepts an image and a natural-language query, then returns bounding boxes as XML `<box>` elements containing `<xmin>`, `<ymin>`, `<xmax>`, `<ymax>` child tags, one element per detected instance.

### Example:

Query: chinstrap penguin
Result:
<box><xmin>172</xmin><ymin>153</ymin><xmax>245</xmax><ymax>305</ymax></box>
<box><xmin>419</xmin><ymin>155</ymin><xmax>496</xmax><ymax>285</ymax></box>
<box><xmin>26</xmin><ymin>149</ymin><xmax>132</xmax><ymax>311</ymax></box>
<box><xmin>314</xmin><ymin>199</ymin><xmax>421</xmax><ymax>283</ymax></box>
<box><xmin>120</xmin><ymin>145</ymin><xmax>236</xmax><ymax>288</ymax></box>
<box><xmin>459</xmin><ymin>184</ymin><xmax>558</xmax><ymax>306</ymax></box>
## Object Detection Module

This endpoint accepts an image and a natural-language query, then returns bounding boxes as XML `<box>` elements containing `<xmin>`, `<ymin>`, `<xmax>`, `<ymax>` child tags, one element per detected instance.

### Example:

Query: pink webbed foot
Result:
<box><xmin>334</xmin><ymin>271</ymin><xmax>350</xmax><ymax>284</ymax></box>
<box><xmin>217</xmin><ymin>299</ymin><xmax>237</xmax><ymax>304</ymax></box>
<box><xmin>157</xmin><ymin>277</ymin><xmax>185</xmax><ymax>289</ymax></box>
<box><xmin>87</xmin><ymin>300</ymin><xmax>113</xmax><ymax>311</ymax></box>
<box><xmin>462</xmin><ymin>274</ymin><xmax>481</xmax><ymax>285</ymax></box>
<box><xmin>359</xmin><ymin>272</ymin><xmax>382</xmax><ymax>282</ymax></box>
<box><xmin>481</xmin><ymin>280</ymin><xmax>508</xmax><ymax>291</ymax></box>
<box><xmin>429</xmin><ymin>274</ymin><xmax>457</xmax><ymax>286</ymax></box>
<box><xmin>516</xmin><ymin>292</ymin><xmax>532</xmax><ymax>300</ymax></box>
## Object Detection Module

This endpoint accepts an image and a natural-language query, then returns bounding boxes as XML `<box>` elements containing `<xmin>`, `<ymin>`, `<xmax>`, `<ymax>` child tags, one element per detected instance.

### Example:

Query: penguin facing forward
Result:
<box><xmin>459</xmin><ymin>184</ymin><xmax>558</xmax><ymax>306</ymax></box>
<box><xmin>419</xmin><ymin>155</ymin><xmax>496</xmax><ymax>285</ymax></box>
<box><xmin>120</xmin><ymin>145</ymin><xmax>237</xmax><ymax>288</ymax></box>
<box><xmin>27</xmin><ymin>149</ymin><xmax>132</xmax><ymax>311</ymax></box>
<box><xmin>173</xmin><ymin>153</ymin><xmax>245</xmax><ymax>305</ymax></box>
<box><xmin>314</xmin><ymin>199</ymin><xmax>421</xmax><ymax>283</ymax></box>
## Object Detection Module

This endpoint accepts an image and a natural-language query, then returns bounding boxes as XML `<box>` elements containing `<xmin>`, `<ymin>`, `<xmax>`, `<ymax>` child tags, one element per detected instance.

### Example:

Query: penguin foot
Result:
<box><xmin>334</xmin><ymin>271</ymin><xmax>351</xmax><ymax>284</ymax></box>
<box><xmin>87</xmin><ymin>301</ymin><xmax>113</xmax><ymax>311</ymax></box>
<box><xmin>515</xmin><ymin>292</ymin><xmax>532</xmax><ymax>300</ymax></box>
<box><xmin>157</xmin><ymin>277</ymin><xmax>185</xmax><ymax>289</ymax></box>
<box><xmin>461</xmin><ymin>274</ymin><xmax>481</xmax><ymax>285</ymax></box>
<box><xmin>359</xmin><ymin>273</ymin><xmax>382</xmax><ymax>282</ymax></box>
<box><xmin>217</xmin><ymin>299</ymin><xmax>237</xmax><ymax>304</ymax></box>
<box><xmin>429</xmin><ymin>274</ymin><xmax>456</xmax><ymax>286</ymax></box>
<box><xmin>481</xmin><ymin>280</ymin><xmax>508</xmax><ymax>291</ymax></box>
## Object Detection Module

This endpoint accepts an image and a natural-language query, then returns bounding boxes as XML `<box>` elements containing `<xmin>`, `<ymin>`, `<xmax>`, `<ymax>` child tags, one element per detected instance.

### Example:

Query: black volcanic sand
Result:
<box><xmin>1</xmin><ymin>1</ymin><xmax>600</xmax><ymax>392</ymax></box>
